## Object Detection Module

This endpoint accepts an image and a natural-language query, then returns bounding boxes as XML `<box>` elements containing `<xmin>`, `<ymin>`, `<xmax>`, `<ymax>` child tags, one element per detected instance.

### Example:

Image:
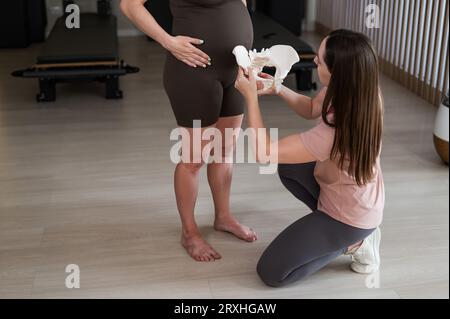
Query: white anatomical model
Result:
<box><xmin>232</xmin><ymin>45</ymin><xmax>300</xmax><ymax>93</ymax></box>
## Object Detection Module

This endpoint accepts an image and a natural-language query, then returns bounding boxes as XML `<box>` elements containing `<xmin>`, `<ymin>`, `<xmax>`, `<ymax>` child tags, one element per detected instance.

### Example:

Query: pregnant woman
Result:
<box><xmin>120</xmin><ymin>0</ymin><xmax>257</xmax><ymax>262</ymax></box>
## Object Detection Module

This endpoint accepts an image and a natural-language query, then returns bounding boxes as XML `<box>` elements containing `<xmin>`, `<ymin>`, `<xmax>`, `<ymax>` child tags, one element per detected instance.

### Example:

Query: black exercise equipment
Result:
<box><xmin>0</xmin><ymin>0</ymin><xmax>47</xmax><ymax>48</ymax></box>
<box><xmin>62</xmin><ymin>0</ymin><xmax>75</xmax><ymax>12</ymax></box>
<box><xmin>12</xmin><ymin>0</ymin><xmax>139</xmax><ymax>102</ymax></box>
<box><xmin>250</xmin><ymin>0</ymin><xmax>306</xmax><ymax>36</ymax></box>
<box><xmin>251</xmin><ymin>12</ymin><xmax>317</xmax><ymax>91</ymax></box>
<box><xmin>97</xmin><ymin>0</ymin><xmax>112</xmax><ymax>17</ymax></box>
<box><xmin>27</xmin><ymin>0</ymin><xmax>48</xmax><ymax>43</ymax></box>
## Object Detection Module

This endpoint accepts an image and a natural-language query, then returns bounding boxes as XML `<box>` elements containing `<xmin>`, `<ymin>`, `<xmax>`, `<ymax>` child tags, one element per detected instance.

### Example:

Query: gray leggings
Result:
<box><xmin>257</xmin><ymin>163</ymin><xmax>374</xmax><ymax>287</ymax></box>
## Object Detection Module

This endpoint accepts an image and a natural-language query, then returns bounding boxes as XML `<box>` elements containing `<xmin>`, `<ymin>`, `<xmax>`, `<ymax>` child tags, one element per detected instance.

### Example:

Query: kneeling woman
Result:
<box><xmin>235</xmin><ymin>29</ymin><xmax>385</xmax><ymax>287</ymax></box>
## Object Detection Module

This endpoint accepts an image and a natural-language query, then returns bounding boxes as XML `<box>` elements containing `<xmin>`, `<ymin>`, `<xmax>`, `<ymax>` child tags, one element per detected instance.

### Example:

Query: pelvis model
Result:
<box><xmin>233</xmin><ymin>45</ymin><xmax>300</xmax><ymax>93</ymax></box>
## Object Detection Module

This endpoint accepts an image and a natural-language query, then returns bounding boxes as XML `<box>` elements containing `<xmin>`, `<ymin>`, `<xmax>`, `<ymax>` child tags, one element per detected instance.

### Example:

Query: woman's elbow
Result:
<box><xmin>120</xmin><ymin>0</ymin><xmax>138</xmax><ymax>16</ymax></box>
<box><xmin>119</xmin><ymin>0</ymin><xmax>129</xmax><ymax>16</ymax></box>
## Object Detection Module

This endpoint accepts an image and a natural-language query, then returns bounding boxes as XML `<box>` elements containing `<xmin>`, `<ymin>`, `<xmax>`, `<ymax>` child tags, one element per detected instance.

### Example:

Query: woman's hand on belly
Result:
<box><xmin>163</xmin><ymin>35</ymin><xmax>211</xmax><ymax>68</ymax></box>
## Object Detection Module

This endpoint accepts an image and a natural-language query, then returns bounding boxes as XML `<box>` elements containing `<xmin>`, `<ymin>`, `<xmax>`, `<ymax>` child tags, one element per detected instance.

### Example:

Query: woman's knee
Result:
<box><xmin>210</xmin><ymin>145</ymin><xmax>233</xmax><ymax>164</ymax></box>
<box><xmin>179</xmin><ymin>162</ymin><xmax>205</xmax><ymax>174</ymax></box>
<box><xmin>257</xmin><ymin>261</ymin><xmax>311</xmax><ymax>288</ymax></box>
<box><xmin>256</xmin><ymin>255</ymin><xmax>290</xmax><ymax>288</ymax></box>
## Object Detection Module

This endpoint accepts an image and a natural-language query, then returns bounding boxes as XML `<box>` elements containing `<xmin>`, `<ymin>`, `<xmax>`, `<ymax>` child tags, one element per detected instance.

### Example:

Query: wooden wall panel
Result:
<box><xmin>315</xmin><ymin>0</ymin><xmax>449</xmax><ymax>106</ymax></box>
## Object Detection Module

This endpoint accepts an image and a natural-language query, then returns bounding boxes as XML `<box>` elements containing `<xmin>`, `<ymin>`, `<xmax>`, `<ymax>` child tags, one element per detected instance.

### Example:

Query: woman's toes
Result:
<box><xmin>207</xmin><ymin>249</ymin><xmax>218</xmax><ymax>261</ymax></box>
<box><xmin>208</xmin><ymin>253</ymin><xmax>216</xmax><ymax>261</ymax></box>
<box><xmin>243</xmin><ymin>229</ymin><xmax>257</xmax><ymax>242</ymax></box>
<box><xmin>249</xmin><ymin>230</ymin><xmax>258</xmax><ymax>241</ymax></box>
<box><xmin>209</xmin><ymin>248</ymin><xmax>220</xmax><ymax>260</ymax></box>
<box><xmin>214</xmin><ymin>218</ymin><xmax>258</xmax><ymax>243</ymax></box>
<box><xmin>203</xmin><ymin>249</ymin><xmax>215</xmax><ymax>262</ymax></box>
<box><xmin>182</xmin><ymin>234</ymin><xmax>221</xmax><ymax>262</ymax></box>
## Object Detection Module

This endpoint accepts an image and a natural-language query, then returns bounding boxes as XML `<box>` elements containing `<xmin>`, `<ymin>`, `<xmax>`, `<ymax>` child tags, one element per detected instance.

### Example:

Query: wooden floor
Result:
<box><xmin>0</xmin><ymin>33</ymin><xmax>448</xmax><ymax>299</ymax></box>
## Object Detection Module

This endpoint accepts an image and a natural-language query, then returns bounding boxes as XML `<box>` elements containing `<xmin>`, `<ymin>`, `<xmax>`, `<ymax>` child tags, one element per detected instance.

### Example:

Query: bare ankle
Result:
<box><xmin>214</xmin><ymin>212</ymin><xmax>235</xmax><ymax>222</ymax></box>
<box><xmin>182</xmin><ymin>227</ymin><xmax>201</xmax><ymax>239</ymax></box>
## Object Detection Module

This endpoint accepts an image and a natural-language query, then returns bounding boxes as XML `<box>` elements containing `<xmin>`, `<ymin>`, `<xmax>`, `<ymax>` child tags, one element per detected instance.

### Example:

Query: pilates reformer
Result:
<box><xmin>12</xmin><ymin>0</ymin><xmax>139</xmax><ymax>102</ymax></box>
<box><xmin>251</xmin><ymin>12</ymin><xmax>318</xmax><ymax>91</ymax></box>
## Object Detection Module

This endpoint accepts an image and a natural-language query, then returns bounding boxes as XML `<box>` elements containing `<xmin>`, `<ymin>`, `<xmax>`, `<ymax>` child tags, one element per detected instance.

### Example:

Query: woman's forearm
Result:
<box><xmin>120</xmin><ymin>0</ymin><xmax>172</xmax><ymax>49</ymax></box>
<box><xmin>245</xmin><ymin>96</ymin><xmax>273</xmax><ymax>164</ymax></box>
<box><xmin>277</xmin><ymin>85</ymin><xmax>315</xmax><ymax>119</ymax></box>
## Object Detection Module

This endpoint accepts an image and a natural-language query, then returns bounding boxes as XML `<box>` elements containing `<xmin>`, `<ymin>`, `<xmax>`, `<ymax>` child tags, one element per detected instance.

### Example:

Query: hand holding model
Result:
<box><xmin>232</xmin><ymin>45</ymin><xmax>300</xmax><ymax>94</ymax></box>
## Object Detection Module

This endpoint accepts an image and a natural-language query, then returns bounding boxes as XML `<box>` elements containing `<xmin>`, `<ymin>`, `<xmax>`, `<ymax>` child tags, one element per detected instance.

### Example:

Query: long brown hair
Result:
<box><xmin>322</xmin><ymin>29</ymin><xmax>383</xmax><ymax>186</ymax></box>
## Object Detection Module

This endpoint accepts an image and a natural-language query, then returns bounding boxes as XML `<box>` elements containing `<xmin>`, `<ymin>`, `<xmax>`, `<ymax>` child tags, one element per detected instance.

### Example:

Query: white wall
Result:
<box><xmin>305</xmin><ymin>0</ymin><xmax>317</xmax><ymax>31</ymax></box>
<box><xmin>315</xmin><ymin>0</ymin><xmax>449</xmax><ymax>105</ymax></box>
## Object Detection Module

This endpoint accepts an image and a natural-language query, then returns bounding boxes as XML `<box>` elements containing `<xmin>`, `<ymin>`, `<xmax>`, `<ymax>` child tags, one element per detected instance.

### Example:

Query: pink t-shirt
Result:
<box><xmin>299</xmin><ymin>115</ymin><xmax>385</xmax><ymax>230</ymax></box>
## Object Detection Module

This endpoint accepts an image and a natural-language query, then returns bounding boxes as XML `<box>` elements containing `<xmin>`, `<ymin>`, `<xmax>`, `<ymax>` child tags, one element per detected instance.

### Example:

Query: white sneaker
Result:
<box><xmin>349</xmin><ymin>227</ymin><xmax>381</xmax><ymax>274</ymax></box>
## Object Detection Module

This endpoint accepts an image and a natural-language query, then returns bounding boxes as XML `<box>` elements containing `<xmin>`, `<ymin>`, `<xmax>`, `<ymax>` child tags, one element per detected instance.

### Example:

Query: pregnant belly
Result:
<box><xmin>171</xmin><ymin>2</ymin><xmax>253</xmax><ymax>65</ymax></box>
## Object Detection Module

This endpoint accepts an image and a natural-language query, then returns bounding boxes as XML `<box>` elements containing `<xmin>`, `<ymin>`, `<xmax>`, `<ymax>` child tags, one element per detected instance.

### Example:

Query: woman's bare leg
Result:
<box><xmin>176</xmin><ymin>125</ymin><xmax>222</xmax><ymax>262</ymax></box>
<box><xmin>207</xmin><ymin>115</ymin><xmax>258</xmax><ymax>242</ymax></box>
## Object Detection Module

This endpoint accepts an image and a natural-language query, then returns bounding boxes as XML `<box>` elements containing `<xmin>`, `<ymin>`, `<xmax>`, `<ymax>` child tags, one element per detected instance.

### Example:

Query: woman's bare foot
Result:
<box><xmin>214</xmin><ymin>215</ymin><xmax>258</xmax><ymax>242</ymax></box>
<box><xmin>181</xmin><ymin>232</ymin><xmax>222</xmax><ymax>262</ymax></box>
